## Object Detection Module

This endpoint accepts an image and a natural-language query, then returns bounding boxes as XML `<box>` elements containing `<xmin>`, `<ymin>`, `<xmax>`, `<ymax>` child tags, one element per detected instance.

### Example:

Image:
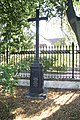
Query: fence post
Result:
<box><xmin>72</xmin><ymin>42</ymin><xmax>74</xmax><ymax>78</ymax></box>
<box><xmin>6</xmin><ymin>45</ymin><xmax>8</xmax><ymax>64</ymax></box>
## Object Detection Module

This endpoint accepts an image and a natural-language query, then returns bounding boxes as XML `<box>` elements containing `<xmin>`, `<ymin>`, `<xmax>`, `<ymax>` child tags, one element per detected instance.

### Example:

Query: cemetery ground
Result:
<box><xmin>0</xmin><ymin>86</ymin><xmax>80</xmax><ymax>120</ymax></box>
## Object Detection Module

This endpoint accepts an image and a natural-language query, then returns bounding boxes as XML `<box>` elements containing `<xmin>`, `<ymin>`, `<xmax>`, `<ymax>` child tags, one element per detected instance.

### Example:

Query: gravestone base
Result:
<box><xmin>23</xmin><ymin>88</ymin><xmax>47</xmax><ymax>99</ymax></box>
<box><xmin>23</xmin><ymin>61</ymin><xmax>47</xmax><ymax>99</ymax></box>
<box><xmin>30</xmin><ymin>61</ymin><xmax>44</xmax><ymax>94</ymax></box>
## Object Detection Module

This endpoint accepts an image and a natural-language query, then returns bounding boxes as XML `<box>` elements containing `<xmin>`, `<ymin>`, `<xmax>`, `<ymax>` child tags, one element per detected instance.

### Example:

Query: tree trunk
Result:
<box><xmin>66</xmin><ymin>0</ymin><xmax>80</xmax><ymax>47</ymax></box>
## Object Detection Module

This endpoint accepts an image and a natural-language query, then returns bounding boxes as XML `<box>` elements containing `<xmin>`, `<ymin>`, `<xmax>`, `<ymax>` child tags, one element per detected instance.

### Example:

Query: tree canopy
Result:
<box><xmin>0</xmin><ymin>0</ymin><xmax>80</xmax><ymax>48</ymax></box>
<box><xmin>0</xmin><ymin>0</ymin><xmax>36</xmax><ymax>50</ymax></box>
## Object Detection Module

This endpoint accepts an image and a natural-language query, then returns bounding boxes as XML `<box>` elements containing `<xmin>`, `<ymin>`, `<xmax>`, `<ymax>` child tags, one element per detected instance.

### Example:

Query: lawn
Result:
<box><xmin>0</xmin><ymin>87</ymin><xmax>80</xmax><ymax>120</ymax></box>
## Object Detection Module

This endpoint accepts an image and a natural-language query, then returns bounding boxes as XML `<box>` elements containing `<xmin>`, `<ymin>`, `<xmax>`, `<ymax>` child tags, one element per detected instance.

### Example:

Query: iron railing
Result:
<box><xmin>0</xmin><ymin>42</ymin><xmax>80</xmax><ymax>79</ymax></box>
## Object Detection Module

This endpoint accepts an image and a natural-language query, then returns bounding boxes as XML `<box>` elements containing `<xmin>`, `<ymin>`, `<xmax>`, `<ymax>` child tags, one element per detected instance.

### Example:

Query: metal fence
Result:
<box><xmin>0</xmin><ymin>42</ymin><xmax>80</xmax><ymax>79</ymax></box>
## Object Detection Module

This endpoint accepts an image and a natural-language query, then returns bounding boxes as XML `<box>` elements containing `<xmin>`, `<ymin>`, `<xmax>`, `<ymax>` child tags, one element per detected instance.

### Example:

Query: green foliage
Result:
<box><xmin>0</xmin><ymin>0</ymin><xmax>35</xmax><ymax>50</ymax></box>
<box><xmin>15</xmin><ymin>56</ymin><xmax>34</xmax><ymax>73</ymax></box>
<box><xmin>11</xmin><ymin>54</ymin><xmax>67</xmax><ymax>73</ymax></box>
<box><xmin>40</xmin><ymin>55</ymin><xmax>66</xmax><ymax>72</ymax></box>
<box><xmin>53</xmin><ymin>64</ymin><xmax>67</xmax><ymax>72</ymax></box>
<box><xmin>0</xmin><ymin>0</ymin><xmax>80</xmax><ymax>50</ymax></box>
<box><xmin>40</xmin><ymin>55</ymin><xmax>56</xmax><ymax>72</ymax></box>
<box><xmin>41</xmin><ymin>0</ymin><xmax>67</xmax><ymax>18</ymax></box>
<box><xmin>0</xmin><ymin>64</ymin><xmax>18</xmax><ymax>95</ymax></box>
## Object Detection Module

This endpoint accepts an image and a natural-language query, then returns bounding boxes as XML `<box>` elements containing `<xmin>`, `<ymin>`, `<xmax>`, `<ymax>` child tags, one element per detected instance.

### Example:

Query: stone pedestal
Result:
<box><xmin>30</xmin><ymin>62</ymin><xmax>43</xmax><ymax>93</ymax></box>
<box><xmin>24</xmin><ymin>61</ymin><xmax>47</xmax><ymax>99</ymax></box>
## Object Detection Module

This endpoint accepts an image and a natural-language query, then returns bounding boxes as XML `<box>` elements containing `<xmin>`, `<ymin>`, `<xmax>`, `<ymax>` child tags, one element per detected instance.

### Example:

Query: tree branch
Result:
<box><xmin>66</xmin><ymin>0</ymin><xmax>80</xmax><ymax>47</ymax></box>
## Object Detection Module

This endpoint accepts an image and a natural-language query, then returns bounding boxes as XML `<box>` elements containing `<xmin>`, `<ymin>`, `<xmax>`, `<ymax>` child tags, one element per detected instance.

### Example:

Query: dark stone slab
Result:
<box><xmin>29</xmin><ymin>62</ymin><xmax>44</xmax><ymax>94</ymax></box>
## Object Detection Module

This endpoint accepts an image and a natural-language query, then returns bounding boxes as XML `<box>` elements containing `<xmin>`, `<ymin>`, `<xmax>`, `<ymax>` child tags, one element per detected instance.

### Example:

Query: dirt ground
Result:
<box><xmin>0</xmin><ymin>87</ymin><xmax>80</xmax><ymax>120</ymax></box>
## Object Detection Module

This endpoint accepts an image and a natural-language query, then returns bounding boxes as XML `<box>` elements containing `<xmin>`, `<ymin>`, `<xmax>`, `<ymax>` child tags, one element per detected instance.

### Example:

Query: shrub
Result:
<box><xmin>0</xmin><ymin>64</ymin><xmax>18</xmax><ymax>95</ymax></box>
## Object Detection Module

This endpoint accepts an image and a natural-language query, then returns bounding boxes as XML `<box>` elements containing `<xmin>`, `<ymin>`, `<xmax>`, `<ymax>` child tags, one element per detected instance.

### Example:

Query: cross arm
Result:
<box><xmin>28</xmin><ymin>17</ymin><xmax>48</xmax><ymax>22</ymax></box>
<box><xmin>39</xmin><ymin>17</ymin><xmax>48</xmax><ymax>21</ymax></box>
<box><xmin>28</xmin><ymin>18</ymin><xmax>36</xmax><ymax>22</ymax></box>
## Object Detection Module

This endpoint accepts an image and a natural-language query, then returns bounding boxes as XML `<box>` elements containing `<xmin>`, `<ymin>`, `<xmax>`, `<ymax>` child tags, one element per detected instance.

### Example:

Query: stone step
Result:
<box><xmin>17</xmin><ymin>79</ymin><xmax>80</xmax><ymax>90</ymax></box>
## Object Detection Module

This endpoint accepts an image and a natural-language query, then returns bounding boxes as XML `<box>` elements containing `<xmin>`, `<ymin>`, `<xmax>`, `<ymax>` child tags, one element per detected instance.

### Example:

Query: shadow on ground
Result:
<box><xmin>0</xmin><ymin>87</ymin><xmax>80</xmax><ymax>120</ymax></box>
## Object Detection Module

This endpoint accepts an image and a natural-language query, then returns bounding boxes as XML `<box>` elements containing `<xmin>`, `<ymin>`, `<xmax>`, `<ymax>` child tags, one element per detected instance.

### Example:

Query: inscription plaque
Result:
<box><xmin>33</xmin><ymin>77</ymin><xmax>38</xmax><ymax>87</ymax></box>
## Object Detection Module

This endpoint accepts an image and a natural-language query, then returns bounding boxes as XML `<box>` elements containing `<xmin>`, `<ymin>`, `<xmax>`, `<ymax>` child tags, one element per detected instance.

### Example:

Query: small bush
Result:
<box><xmin>0</xmin><ymin>64</ymin><xmax>18</xmax><ymax>95</ymax></box>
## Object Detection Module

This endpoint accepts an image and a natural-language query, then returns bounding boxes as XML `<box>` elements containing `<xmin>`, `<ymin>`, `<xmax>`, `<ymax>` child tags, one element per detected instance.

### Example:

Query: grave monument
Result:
<box><xmin>24</xmin><ymin>9</ymin><xmax>48</xmax><ymax>99</ymax></box>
